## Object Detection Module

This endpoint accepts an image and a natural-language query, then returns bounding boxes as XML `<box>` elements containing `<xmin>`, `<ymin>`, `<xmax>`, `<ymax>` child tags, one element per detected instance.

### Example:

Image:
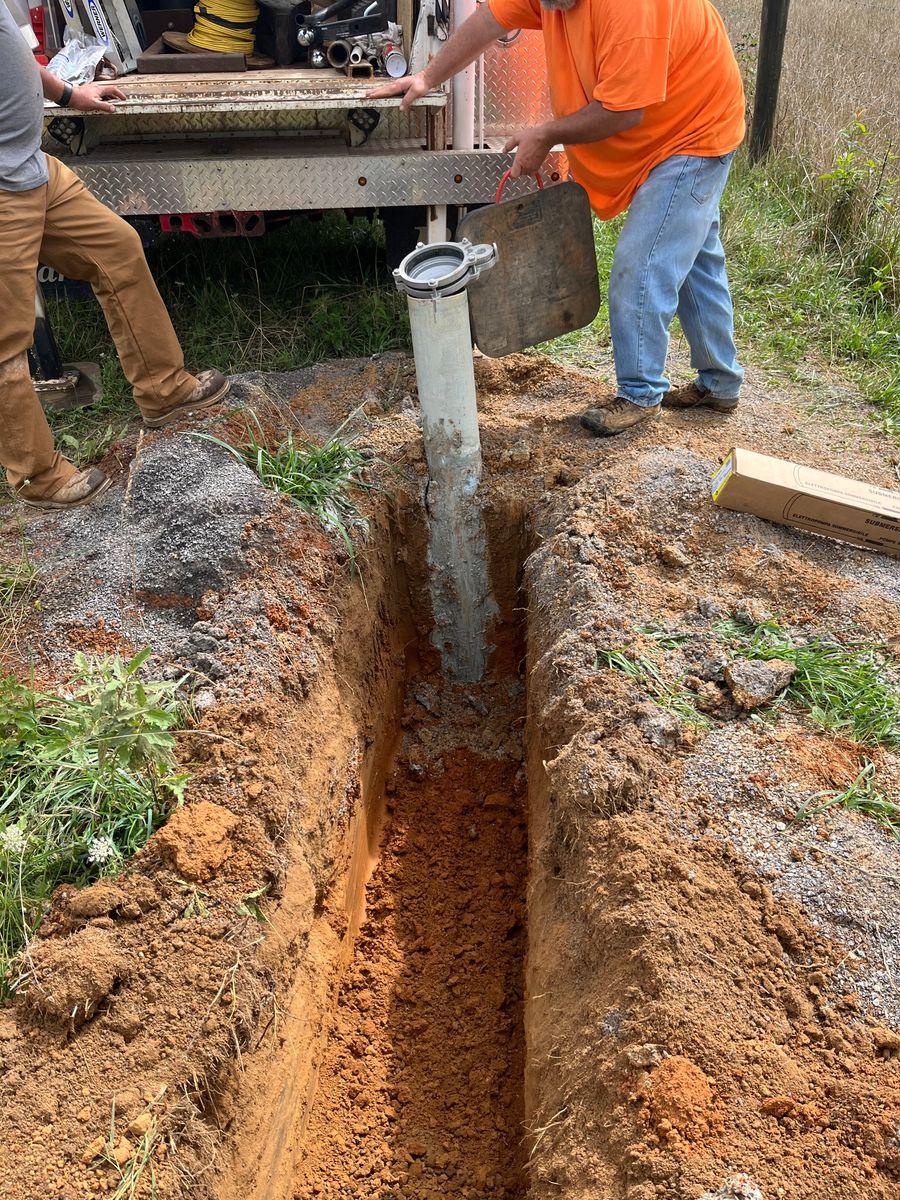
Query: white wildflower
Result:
<box><xmin>87</xmin><ymin>834</ymin><xmax>118</xmax><ymax>866</ymax></box>
<box><xmin>0</xmin><ymin>824</ymin><xmax>28</xmax><ymax>856</ymax></box>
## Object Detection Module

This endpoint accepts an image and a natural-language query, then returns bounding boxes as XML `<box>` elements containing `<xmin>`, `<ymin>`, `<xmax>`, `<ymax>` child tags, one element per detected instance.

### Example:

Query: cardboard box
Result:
<box><xmin>711</xmin><ymin>447</ymin><xmax>900</xmax><ymax>558</ymax></box>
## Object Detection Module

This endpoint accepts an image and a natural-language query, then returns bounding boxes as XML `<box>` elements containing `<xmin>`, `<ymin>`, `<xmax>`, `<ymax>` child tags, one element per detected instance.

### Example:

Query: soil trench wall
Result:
<box><xmin>213</xmin><ymin>501</ymin><xmax>423</xmax><ymax>1200</ymax></box>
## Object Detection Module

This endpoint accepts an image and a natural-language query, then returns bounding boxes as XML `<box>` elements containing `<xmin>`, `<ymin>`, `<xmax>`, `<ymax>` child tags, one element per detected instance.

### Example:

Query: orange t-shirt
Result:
<box><xmin>486</xmin><ymin>0</ymin><xmax>746</xmax><ymax>218</ymax></box>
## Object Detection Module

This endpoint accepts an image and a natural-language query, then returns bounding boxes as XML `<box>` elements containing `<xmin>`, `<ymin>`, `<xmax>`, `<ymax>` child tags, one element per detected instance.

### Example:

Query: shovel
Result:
<box><xmin>456</xmin><ymin>170</ymin><xmax>601</xmax><ymax>358</ymax></box>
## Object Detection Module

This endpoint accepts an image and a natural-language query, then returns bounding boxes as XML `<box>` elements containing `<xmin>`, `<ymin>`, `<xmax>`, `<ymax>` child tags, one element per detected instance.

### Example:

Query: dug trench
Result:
<box><xmin>1</xmin><ymin>354</ymin><xmax>899</xmax><ymax>1200</ymax></box>
<box><xmin>215</xmin><ymin>431</ymin><xmax>534</xmax><ymax>1200</ymax></box>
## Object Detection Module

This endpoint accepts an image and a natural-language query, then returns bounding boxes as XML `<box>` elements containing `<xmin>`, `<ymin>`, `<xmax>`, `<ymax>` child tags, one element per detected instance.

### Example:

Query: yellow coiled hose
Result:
<box><xmin>187</xmin><ymin>0</ymin><xmax>259</xmax><ymax>54</ymax></box>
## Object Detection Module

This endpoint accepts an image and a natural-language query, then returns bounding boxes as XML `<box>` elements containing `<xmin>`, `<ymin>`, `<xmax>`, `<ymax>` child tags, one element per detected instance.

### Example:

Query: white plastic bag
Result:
<box><xmin>46</xmin><ymin>28</ymin><xmax>108</xmax><ymax>85</ymax></box>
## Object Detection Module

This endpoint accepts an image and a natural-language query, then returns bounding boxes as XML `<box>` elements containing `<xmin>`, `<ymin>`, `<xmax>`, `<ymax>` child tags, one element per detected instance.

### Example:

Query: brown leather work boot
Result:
<box><xmin>662</xmin><ymin>382</ymin><xmax>739</xmax><ymax>413</ymax></box>
<box><xmin>144</xmin><ymin>369</ymin><xmax>230</xmax><ymax>429</ymax></box>
<box><xmin>21</xmin><ymin>467</ymin><xmax>112</xmax><ymax>511</ymax></box>
<box><xmin>580</xmin><ymin>397</ymin><xmax>661</xmax><ymax>437</ymax></box>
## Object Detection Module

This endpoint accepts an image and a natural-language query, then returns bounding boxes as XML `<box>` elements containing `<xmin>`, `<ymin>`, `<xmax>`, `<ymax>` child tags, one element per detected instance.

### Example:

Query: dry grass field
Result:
<box><xmin>716</xmin><ymin>0</ymin><xmax>900</xmax><ymax>167</ymax></box>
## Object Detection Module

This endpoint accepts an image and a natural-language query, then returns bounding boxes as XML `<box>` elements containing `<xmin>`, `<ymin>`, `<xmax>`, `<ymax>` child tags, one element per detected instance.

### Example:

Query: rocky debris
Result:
<box><xmin>699</xmin><ymin>597</ymin><xmax>728</xmax><ymax>619</ymax></box>
<box><xmin>725</xmin><ymin>658</ymin><xmax>796</xmax><ymax>710</ymax></box>
<box><xmin>26</xmin><ymin>433</ymin><xmax>270</xmax><ymax>664</ymax></box>
<box><xmin>624</xmin><ymin>1043</ymin><xmax>667</xmax><ymax>1069</ymax></box>
<box><xmin>125</xmin><ymin>437</ymin><xmax>268</xmax><ymax>605</ymax></box>
<box><xmin>700</xmin><ymin>1178</ymin><xmax>764</xmax><ymax>1200</ymax></box>
<box><xmin>21</xmin><ymin>927</ymin><xmax>128</xmax><ymax>1028</ymax></box>
<box><xmin>635</xmin><ymin>705</ymin><xmax>683</xmax><ymax>747</ymax></box>
<box><xmin>660</xmin><ymin>543</ymin><xmax>691</xmax><ymax>568</ymax></box>
<box><xmin>734</xmin><ymin>597</ymin><xmax>773</xmax><ymax>626</ymax></box>
<box><xmin>499</xmin><ymin>440</ymin><xmax>532</xmax><ymax>469</ymax></box>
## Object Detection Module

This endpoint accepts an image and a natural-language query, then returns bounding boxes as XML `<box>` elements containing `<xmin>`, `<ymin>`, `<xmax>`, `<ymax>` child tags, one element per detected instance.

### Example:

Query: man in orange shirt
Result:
<box><xmin>373</xmin><ymin>0</ymin><xmax>746</xmax><ymax>436</ymax></box>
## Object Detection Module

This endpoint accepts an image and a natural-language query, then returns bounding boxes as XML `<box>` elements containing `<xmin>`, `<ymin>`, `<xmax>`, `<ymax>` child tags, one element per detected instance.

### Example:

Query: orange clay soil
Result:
<box><xmin>0</xmin><ymin>352</ymin><xmax>897</xmax><ymax>1200</ymax></box>
<box><xmin>292</xmin><ymin>683</ymin><xmax>528</xmax><ymax>1200</ymax></box>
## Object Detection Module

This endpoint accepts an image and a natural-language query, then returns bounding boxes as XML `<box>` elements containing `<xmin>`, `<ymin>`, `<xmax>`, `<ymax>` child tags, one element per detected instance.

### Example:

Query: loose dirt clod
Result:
<box><xmin>21</xmin><ymin>926</ymin><xmax>128</xmax><ymax>1028</ymax></box>
<box><xmin>153</xmin><ymin>800</ymin><xmax>240</xmax><ymax>882</ymax></box>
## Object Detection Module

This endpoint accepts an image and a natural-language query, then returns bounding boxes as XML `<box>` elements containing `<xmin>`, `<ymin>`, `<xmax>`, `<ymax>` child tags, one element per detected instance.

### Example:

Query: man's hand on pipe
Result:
<box><xmin>504</xmin><ymin>127</ymin><xmax>555</xmax><ymax>178</ymax></box>
<box><xmin>369</xmin><ymin>73</ymin><xmax>431</xmax><ymax>112</ymax></box>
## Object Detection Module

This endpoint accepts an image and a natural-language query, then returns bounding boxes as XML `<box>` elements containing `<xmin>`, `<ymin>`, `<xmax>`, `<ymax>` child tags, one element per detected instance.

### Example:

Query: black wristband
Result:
<box><xmin>58</xmin><ymin>81</ymin><xmax>74</xmax><ymax>108</ymax></box>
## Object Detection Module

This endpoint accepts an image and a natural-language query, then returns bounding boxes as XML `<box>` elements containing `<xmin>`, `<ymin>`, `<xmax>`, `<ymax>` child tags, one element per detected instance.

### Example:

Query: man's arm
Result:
<box><xmin>505</xmin><ymin>99</ymin><xmax>643</xmax><ymax>176</ymax></box>
<box><xmin>39</xmin><ymin>65</ymin><xmax>127</xmax><ymax>114</ymax></box>
<box><xmin>369</xmin><ymin>4</ymin><xmax>506</xmax><ymax>110</ymax></box>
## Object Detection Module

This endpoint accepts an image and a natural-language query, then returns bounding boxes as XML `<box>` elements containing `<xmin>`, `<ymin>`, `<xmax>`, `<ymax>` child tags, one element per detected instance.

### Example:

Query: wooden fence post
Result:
<box><xmin>749</xmin><ymin>0</ymin><xmax>792</xmax><ymax>162</ymax></box>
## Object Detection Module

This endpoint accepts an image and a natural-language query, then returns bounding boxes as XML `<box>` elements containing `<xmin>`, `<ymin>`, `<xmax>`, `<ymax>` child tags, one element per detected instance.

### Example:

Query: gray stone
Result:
<box><xmin>660</xmin><ymin>543</ymin><xmax>691</xmax><ymax>569</ymax></box>
<box><xmin>700</xmin><ymin>1177</ymin><xmax>764</xmax><ymax>1200</ymax></box>
<box><xmin>636</xmin><ymin>707</ymin><xmax>683</xmax><ymax>747</ymax></box>
<box><xmin>725</xmin><ymin>658</ymin><xmax>796</xmax><ymax>710</ymax></box>
<box><xmin>698</xmin><ymin>597</ymin><xmax>727</xmax><ymax>619</ymax></box>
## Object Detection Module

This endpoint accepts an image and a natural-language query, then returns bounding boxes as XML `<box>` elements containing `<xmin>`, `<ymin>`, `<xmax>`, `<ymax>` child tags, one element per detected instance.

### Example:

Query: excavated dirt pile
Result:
<box><xmin>0</xmin><ymin>352</ymin><xmax>898</xmax><ymax>1200</ymax></box>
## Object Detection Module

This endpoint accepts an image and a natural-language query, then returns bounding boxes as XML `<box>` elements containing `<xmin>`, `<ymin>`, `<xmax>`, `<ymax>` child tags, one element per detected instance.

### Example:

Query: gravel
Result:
<box><xmin>27</xmin><ymin>434</ymin><xmax>269</xmax><ymax>661</ymax></box>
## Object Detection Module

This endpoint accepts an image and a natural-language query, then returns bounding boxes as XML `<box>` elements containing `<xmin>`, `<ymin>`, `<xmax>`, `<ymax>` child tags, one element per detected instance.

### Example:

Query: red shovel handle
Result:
<box><xmin>495</xmin><ymin>169</ymin><xmax>545</xmax><ymax>204</ymax></box>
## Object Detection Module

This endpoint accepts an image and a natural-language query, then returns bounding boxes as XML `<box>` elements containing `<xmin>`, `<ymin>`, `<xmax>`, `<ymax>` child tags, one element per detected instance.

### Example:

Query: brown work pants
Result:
<box><xmin>0</xmin><ymin>155</ymin><xmax>196</xmax><ymax>497</ymax></box>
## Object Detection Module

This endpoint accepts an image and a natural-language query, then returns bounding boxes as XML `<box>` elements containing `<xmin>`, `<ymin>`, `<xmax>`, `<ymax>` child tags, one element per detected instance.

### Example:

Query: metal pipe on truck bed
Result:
<box><xmin>452</xmin><ymin>0</ymin><xmax>477</xmax><ymax>150</ymax></box>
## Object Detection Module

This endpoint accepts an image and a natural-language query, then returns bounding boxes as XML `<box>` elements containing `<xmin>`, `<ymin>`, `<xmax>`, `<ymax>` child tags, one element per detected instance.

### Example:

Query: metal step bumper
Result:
<box><xmin>62</xmin><ymin>141</ymin><xmax>567</xmax><ymax>215</ymax></box>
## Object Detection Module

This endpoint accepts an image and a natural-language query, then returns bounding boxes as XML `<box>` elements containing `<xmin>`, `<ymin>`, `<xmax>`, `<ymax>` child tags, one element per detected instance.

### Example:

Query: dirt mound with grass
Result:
<box><xmin>0</xmin><ymin>352</ymin><xmax>898</xmax><ymax>1200</ymax></box>
<box><xmin>525</xmin><ymin>424</ymin><xmax>900</xmax><ymax>1199</ymax></box>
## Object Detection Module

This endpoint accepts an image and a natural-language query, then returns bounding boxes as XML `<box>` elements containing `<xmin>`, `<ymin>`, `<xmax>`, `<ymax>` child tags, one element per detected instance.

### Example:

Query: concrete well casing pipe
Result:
<box><xmin>395</xmin><ymin>240</ymin><xmax>499</xmax><ymax>682</ymax></box>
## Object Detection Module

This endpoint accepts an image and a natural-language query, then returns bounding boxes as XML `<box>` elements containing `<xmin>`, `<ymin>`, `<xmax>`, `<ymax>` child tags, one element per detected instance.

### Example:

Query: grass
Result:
<box><xmin>108</xmin><ymin>1121</ymin><xmax>160</xmax><ymax>1200</ymax></box>
<box><xmin>716</xmin><ymin>0</ymin><xmax>899</xmax><ymax>171</ymax></box>
<box><xmin>795</xmin><ymin>759</ymin><xmax>900</xmax><ymax>839</ymax></box>
<box><xmin>715</xmin><ymin>616</ymin><xmax>900</xmax><ymax>746</ymax></box>
<box><xmin>0</xmin><ymin>544</ymin><xmax>38</xmax><ymax>662</ymax></box>
<box><xmin>0</xmin><ymin>648</ymin><xmax>187</xmax><ymax>997</ymax></box>
<box><xmin>722</xmin><ymin>149</ymin><xmax>899</xmax><ymax>426</ymax></box>
<box><xmin>44</xmin><ymin>212</ymin><xmax>408</xmax><ymax>457</ymax></box>
<box><xmin>595</xmin><ymin>647</ymin><xmax>711</xmax><ymax>729</ymax></box>
<box><xmin>0</xmin><ymin>555</ymin><xmax>35</xmax><ymax>623</ymax></box>
<box><xmin>197</xmin><ymin>409</ymin><xmax>377</xmax><ymax>566</ymax></box>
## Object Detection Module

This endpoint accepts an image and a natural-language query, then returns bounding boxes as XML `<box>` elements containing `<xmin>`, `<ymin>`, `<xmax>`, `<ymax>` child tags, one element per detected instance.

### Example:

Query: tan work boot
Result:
<box><xmin>580</xmin><ymin>397</ymin><xmax>661</xmax><ymax>437</ymax></box>
<box><xmin>21</xmin><ymin>467</ymin><xmax>112</xmax><ymax>511</ymax></box>
<box><xmin>144</xmin><ymin>369</ymin><xmax>231</xmax><ymax>429</ymax></box>
<box><xmin>662</xmin><ymin>382</ymin><xmax>739</xmax><ymax>413</ymax></box>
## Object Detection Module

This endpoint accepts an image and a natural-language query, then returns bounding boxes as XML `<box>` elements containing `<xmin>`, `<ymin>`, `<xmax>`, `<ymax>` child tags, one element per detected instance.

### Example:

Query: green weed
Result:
<box><xmin>198</xmin><ymin>410</ymin><xmax>377</xmax><ymax>567</ymax></box>
<box><xmin>0</xmin><ymin>649</ymin><xmax>187</xmax><ymax>996</ymax></box>
<box><xmin>795</xmin><ymin>759</ymin><xmax>900</xmax><ymax>838</ymax></box>
<box><xmin>716</xmin><ymin>617</ymin><xmax>900</xmax><ymax>746</ymax></box>
<box><xmin>57</xmin><ymin>422</ymin><xmax>127</xmax><ymax>468</ymax></box>
<box><xmin>595</xmin><ymin>648</ymin><xmax>711</xmax><ymax>729</ymax></box>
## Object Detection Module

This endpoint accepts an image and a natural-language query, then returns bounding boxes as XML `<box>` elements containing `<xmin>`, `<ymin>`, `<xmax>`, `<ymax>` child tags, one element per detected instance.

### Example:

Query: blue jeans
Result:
<box><xmin>609</xmin><ymin>152</ymin><xmax>744</xmax><ymax>408</ymax></box>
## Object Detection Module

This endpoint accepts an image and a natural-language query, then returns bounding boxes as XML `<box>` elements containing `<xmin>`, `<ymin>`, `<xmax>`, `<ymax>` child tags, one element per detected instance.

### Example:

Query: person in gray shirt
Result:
<box><xmin>0</xmin><ymin>1</ymin><xmax>229</xmax><ymax>510</ymax></box>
